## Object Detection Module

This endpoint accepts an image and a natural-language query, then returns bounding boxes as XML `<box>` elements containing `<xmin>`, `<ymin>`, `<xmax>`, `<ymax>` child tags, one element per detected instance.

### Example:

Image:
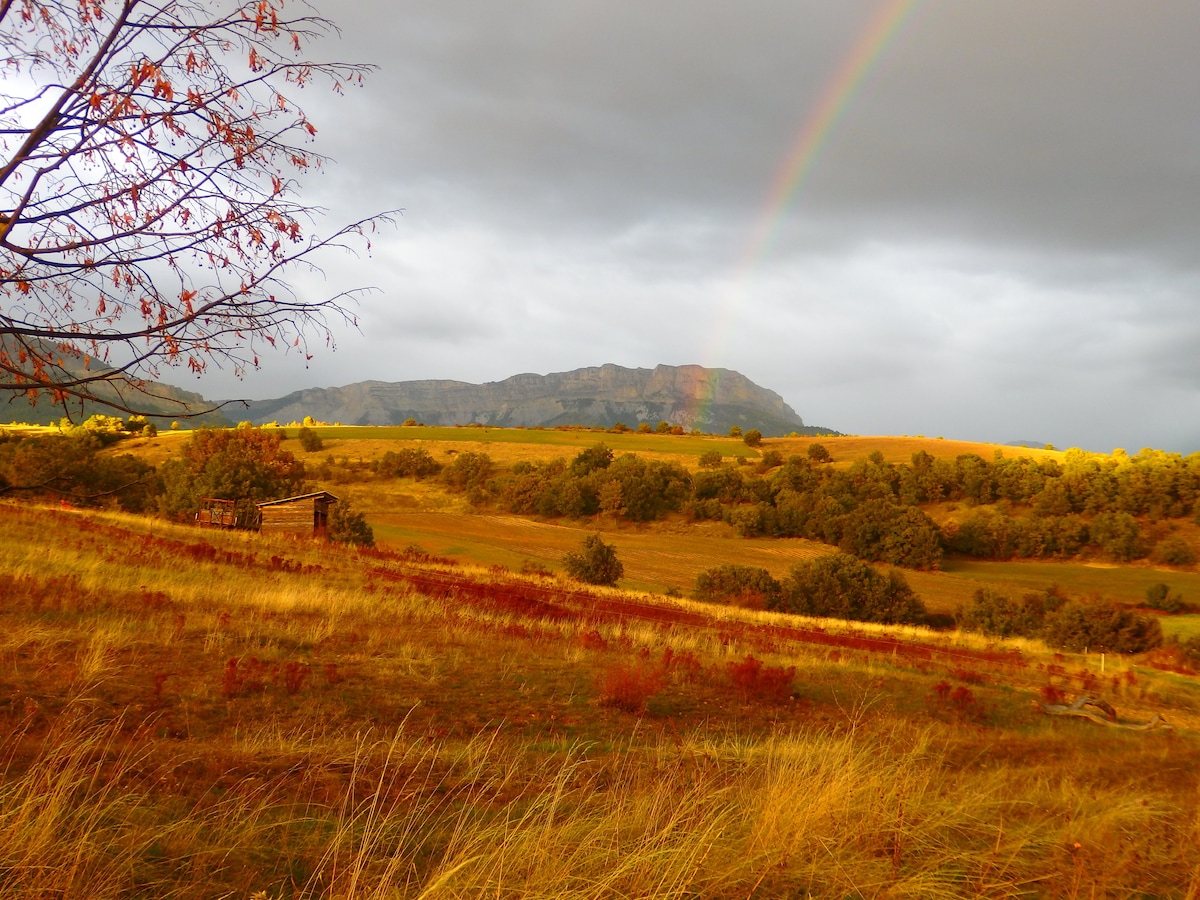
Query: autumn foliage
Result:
<box><xmin>0</xmin><ymin>0</ymin><xmax>391</xmax><ymax>414</ymax></box>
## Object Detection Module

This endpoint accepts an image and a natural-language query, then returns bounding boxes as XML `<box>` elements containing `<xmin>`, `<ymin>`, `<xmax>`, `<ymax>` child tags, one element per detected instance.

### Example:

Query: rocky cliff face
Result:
<box><xmin>235</xmin><ymin>364</ymin><xmax>828</xmax><ymax>436</ymax></box>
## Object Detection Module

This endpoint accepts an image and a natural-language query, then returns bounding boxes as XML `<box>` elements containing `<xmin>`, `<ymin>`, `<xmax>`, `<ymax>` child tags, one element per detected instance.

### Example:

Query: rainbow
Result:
<box><xmin>691</xmin><ymin>0</ymin><xmax>920</xmax><ymax>431</ymax></box>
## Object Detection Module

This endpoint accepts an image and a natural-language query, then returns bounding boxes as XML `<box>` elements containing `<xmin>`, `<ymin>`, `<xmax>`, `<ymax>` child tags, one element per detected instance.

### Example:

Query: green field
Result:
<box><xmin>943</xmin><ymin>558</ymin><xmax>1200</xmax><ymax>605</ymax></box>
<box><xmin>303</xmin><ymin>424</ymin><xmax>763</xmax><ymax>459</ymax></box>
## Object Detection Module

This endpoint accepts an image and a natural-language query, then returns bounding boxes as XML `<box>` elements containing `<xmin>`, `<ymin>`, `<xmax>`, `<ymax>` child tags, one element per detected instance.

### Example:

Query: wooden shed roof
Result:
<box><xmin>255</xmin><ymin>491</ymin><xmax>339</xmax><ymax>509</ymax></box>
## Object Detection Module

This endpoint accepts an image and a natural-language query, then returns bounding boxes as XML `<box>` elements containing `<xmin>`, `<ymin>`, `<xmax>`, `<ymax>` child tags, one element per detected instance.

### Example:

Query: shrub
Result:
<box><xmin>807</xmin><ymin>443</ymin><xmax>831</xmax><ymax>463</ymax></box>
<box><xmin>297</xmin><ymin>426</ymin><xmax>324</xmax><ymax>452</ymax></box>
<box><xmin>698</xmin><ymin>449</ymin><xmax>723</xmax><ymax>469</ymax></box>
<box><xmin>756</xmin><ymin>449</ymin><xmax>784</xmax><ymax>471</ymax></box>
<box><xmin>693</xmin><ymin>565</ymin><xmax>782</xmax><ymax>608</ymax></box>
<box><xmin>743</xmin><ymin>429</ymin><xmax>763</xmax><ymax>448</ymax></box>
<box><xmin>563</xmin><ymin>534</ymin><xmax>624</xmax><ymax>586</ymax></box>
<box><xmin>1151</xmin><ymin>535</ymin><xmax>1197</xmax><ymax>567</ymax></box>
<box><xmin>328</xmin><ymin>495</ymin><xmax>374</xmax><ymax>547</ymax></box>
<box><xmin>0</xmin><ymin>432</ymin><xmax>159</xmax><ymax>511</ymax></box>
<box><xmin>777</xmin><ymin>553</ymin><xmax>926</xmax><ymax>625</ymax></box>
<box><xmin>957</xmin><ymin>587</ymin><xmax>1062</xmax><ymax>638</ymax></box>
<box><xmin>377</xmin><ymin>448</ymin><xmax>442</xmax><ymax>479</ymax></box>
<box><xmin>597</xmin><ymin>662</ymin><xmax>664</xmax><ymax>713</ymax></box>
<box><xmin>571</xmin><ymin>443</ymin><xmax>614</xmax><ymax>476</ymax></box>
<box><xmin>1044</xmin><ymin>600</ymin><xmax>1163</xmax><ymax>654</ymax></box>
<box><xmin>1145</xmin><ymin>583</ymin><xmax>1185</xmax><ymax>614</ymax></box>
<box><xmin>726</xmin><ymin>655</ymin><xmax>795</xmax><ymax>703</ymax></box>
<box><xmin>1089</xmin><ymin>512</ymin><xmax>1148</xmax><ymax>561</ymax></box>
<box><xmin>441</xmin><ymin>451</ymin><xmax>493</xmax><ymax>502</ymax></box>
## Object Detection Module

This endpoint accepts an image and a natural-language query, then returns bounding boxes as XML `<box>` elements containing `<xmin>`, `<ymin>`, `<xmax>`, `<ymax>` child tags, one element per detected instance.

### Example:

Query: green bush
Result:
<box><xmin>776</xmin><ymin>553</ymin><xmax>925</xmax><ymax>625</ymax></box>
<box><xmin>441</xmin><ymin>451</ymin><xmax>493</xmax><ymax>502</ymax></box>
<box><xmin>563</xmin><ymin>534</ymin><xmax>623</xmax><ymax>586</ymax></box>
<box><xmin>693</xmin><ymin>565</ymin><xmax>782</xmax><ymax>608</ymax></box>
<box><xmin>297</xmin><ymin>426</ymin><xmax>324</xmax><ymax>453</ymax></box>
<box><xmin>756</xmin><ymin>449</ymin><xmax>784</xmax><ymax>471</ymax></box>
<box><xmin>377</xmin><ymin>447</ymin><xmax>442</xmax><ymax>479</ymax></box>
<box><xmin>1150</xmin><ymin>535</ymin><xmax>1197</xmax><ymax>567</ymax></box>
<box><xmin>570</xmin><ymin>443</ymin><xmax>614</xmax><ymax>476</ymax></box>
<box><xmin>956</xmin><ymin>587</ymin><xmax>1063</xmax><ymax>638</ymax></box>
<box><xmin>1145</xmin><ymin>582</ymin><xmax>1185</xmax><ymax>614</ymax></box>
<box><xmin>743</xmin><ymin>429</ymin><xmax>763</xmax><ymax>448</ymax></box>
<box><xmin>1044</xmin><ymin>600</ymin><xmax>1163</xmax><ymax>654</ymax></box>
<box><xmin>697</xmin><ymin>450</ymin><xmax>723</xmax><ymax>469</ymax></box>
<box><xmin>327</xmin><ymin>495</ymin><xmax>374</xmax><ymax>547</ymax></box>
<box><xmin>0</xmin><ymin>432</ymin><xmax>158</xmax><ymax>511</ymax></box>
<box><xmin>1089</xmin><ymin>512</ymin><xmax>1148</xmax><ymax>561</ymax></box>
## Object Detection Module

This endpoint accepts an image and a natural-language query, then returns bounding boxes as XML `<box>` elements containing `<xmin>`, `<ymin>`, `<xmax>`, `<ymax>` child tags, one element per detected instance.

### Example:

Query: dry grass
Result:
<box><xmin>4</xmin><ymin>495</ymin><xmax>1200</xmax><ymax>897</ymax></box>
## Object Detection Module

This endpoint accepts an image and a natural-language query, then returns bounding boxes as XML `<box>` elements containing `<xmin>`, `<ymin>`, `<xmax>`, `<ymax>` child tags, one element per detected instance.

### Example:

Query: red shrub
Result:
<box><xmin>597</xmin><ymin>662</ymin><xmax>665</xmax><ymax>714</ymax></box>
<box><xmin>726</xmin><ymin>655</ymin><xmax>796</xmax><ymax>704</ymax></box>
<box><xmin>661</xmin><ymin>647</ymin><xmax>703</xmax><ymax>682</ymax></box>
<box><xmin>281</xmin><ymin>662</ymin><xmax>310</xmax><ymax>695</ymax></box>
<box><xmin>221</xmin><ymin>657</ymin><xmax>269</xmax><ymax>698</ymax></box>
<box><xmin>950</xmin><ymin>685</ymin><xmax>976</xmax><ymax>709</ymax></box>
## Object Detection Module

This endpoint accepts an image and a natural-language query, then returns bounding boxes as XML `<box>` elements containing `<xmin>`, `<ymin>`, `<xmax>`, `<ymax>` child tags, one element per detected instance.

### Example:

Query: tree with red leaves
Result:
<box><xmin>0</xmin><ymin>0</ymin><xmax>392</xmax><ymax>415</ymax></box>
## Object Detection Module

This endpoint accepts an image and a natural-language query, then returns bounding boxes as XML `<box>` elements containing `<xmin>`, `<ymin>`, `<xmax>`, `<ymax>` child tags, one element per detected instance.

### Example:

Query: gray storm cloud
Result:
<box><xmin>191</xmin><ymin>0</ymin><xmax>1200</xmax><ymax>453</ymax></box>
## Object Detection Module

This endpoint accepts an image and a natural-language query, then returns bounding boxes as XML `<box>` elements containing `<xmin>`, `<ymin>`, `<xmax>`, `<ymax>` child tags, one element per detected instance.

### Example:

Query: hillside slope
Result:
<box><xmin>0</xmin><ymin>336</ymin><xmax>230</xmax><ymax>425</ymax></box>
<box><xmin>1</xmin><ymin>501</ymin><xmax>1198</xmax><ymax>897</ymax></box>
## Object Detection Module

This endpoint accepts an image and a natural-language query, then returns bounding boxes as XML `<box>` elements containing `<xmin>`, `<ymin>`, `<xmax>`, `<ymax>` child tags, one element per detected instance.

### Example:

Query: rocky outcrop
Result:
<box><xmin>232</xmin><ymin>364</ymin><xmax>832</xmax><ymax>437</ymax></box>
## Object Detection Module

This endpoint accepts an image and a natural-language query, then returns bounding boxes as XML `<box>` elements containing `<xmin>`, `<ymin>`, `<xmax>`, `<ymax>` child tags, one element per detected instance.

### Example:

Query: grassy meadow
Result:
<box><xmin>6</xmin><ymin>425</ymin><xmax>1200</xmax><ymax>896</ymax></box>
<box><xmin>4</xmin><ymin>489</ymin><xmax>1200</xmax><ymax>897</ymax></box>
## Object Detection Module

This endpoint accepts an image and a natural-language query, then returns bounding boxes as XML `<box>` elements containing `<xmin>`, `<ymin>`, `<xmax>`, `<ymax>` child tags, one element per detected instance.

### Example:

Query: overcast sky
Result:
<box><xmin>193</xmin><ymin>1</ymin><xmax>1200</xmax><ymax>453</ymax></box>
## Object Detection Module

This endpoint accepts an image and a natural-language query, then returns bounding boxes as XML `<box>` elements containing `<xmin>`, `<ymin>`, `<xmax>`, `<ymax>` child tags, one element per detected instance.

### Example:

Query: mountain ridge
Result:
<box><xmin>230</xmin><ymin>363</ymin><xmax>836</xmax><ymax>437</ymax></box>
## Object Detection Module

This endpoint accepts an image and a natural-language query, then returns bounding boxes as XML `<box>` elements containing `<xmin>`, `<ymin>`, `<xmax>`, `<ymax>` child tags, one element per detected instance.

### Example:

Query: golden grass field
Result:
<box><xmin>5</xmin><ymin>425</ymin><xmax>1199</xmax><ymax>896</ymax></box>
<box><xmin>4</xmin><ymin>482</ymin><xmax>1200</xmax><ymax>897</ymax></box>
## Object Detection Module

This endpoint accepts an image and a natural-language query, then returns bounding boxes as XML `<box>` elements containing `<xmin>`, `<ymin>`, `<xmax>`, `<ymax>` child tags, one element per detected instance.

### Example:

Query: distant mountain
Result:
<box><xmin>232</xmin><ymin>364</ymin><xmax>837</xmax><ymax>437</ymax></box>
<box><xmin>0</xmin><ymin>335</ymin><xmax>230</xmax><ymax>426</ymax></box>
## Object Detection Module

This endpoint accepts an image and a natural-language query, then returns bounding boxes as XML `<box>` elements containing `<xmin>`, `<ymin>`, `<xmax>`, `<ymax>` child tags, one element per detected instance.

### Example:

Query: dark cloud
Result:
<box><xmin>190</xmin><ymin>1</ymin><xmax>1200</xmax><ymax>452</ymax></box>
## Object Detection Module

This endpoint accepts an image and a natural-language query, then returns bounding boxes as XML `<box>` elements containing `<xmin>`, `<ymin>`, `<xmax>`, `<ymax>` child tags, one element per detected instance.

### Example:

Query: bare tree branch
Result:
<box><xmin>0</xmin><ymin>0</ymin><xmax>396</xmax><ymax>417</ymax></box>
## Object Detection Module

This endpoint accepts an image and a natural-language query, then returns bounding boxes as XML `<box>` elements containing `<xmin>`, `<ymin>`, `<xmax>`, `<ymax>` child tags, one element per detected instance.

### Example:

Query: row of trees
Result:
<box><xmin>427</xmin><ymin>443</ymin><xmax>1199</xmax><ymax>569</ymax></box>
<box><xmin>0</xmin><ymin>424</ymin><xmax>371</xmax><ymax>545</ymax></box>
<box><xmin>0</xmin><ymin>429</ymin><xmax>158</xmax><ymax>510</ymax></box>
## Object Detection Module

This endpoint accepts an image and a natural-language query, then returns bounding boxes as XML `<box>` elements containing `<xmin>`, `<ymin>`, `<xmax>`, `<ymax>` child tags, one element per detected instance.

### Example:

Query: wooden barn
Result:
<box><xmin>255</xmin><ymin>491</ymin><xmax>339</xmax><ymax>538</ymax></box>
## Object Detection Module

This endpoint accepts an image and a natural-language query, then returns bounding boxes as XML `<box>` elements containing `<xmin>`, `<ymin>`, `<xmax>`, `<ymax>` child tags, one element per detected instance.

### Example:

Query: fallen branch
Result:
<box><xmin>1040</xmin><ymin>695</ymin><xmax>1172</xmax><ymax>731</ymax></box>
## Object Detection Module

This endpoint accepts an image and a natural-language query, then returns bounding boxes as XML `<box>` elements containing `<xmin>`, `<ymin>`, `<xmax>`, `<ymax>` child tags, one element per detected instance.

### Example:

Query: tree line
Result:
<box><xmin>7</xmin><ymin>425</ymin><xmax>1200</xmax><ymax>567</ymax></box>
<box><xmin>0</xmin><ymin>421</ymin><xmax>372</xmax><ymax>545</ymax></box>
<box><xmin>427</xmin><ymin>442</ymin><xmax>1200</xmax><ymax>569</ymax></box>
